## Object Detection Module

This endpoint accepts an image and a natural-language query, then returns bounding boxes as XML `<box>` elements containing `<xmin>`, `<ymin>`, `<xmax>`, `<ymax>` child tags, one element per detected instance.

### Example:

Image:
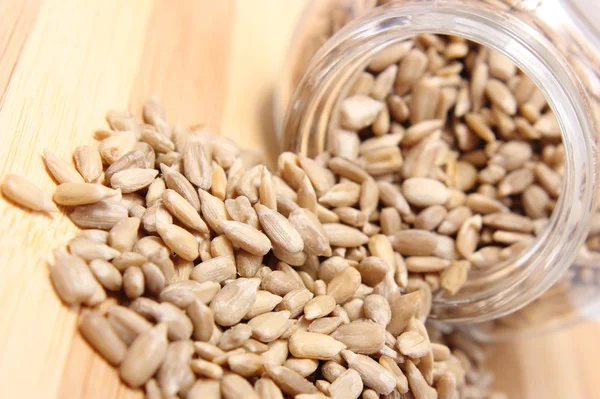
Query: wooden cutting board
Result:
<box><xmin>0</xmin><ymin>1</ymin><xmax>598</xmax><ymax>398</ymax></box>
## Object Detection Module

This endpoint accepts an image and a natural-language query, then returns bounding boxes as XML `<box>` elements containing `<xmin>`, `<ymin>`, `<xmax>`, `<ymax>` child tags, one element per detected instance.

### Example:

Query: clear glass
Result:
<box><xmin>277</xmin><ymin>0</ymin><xmax>600</xmax><ymax>331</ymax></box>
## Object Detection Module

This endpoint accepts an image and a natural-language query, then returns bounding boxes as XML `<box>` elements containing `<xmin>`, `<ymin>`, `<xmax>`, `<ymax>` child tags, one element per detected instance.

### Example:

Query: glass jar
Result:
<box><xmin>276</xmin><ymin>0</ymin><xmax>600</xmax><ymax>336</ymax></box>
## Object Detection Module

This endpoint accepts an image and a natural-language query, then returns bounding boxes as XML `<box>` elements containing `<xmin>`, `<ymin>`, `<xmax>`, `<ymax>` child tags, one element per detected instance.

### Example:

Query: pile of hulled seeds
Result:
<box><xmin>1</xmin><ymin>93</ymin><xmax>505</xmax><ymax>398</ymax></box>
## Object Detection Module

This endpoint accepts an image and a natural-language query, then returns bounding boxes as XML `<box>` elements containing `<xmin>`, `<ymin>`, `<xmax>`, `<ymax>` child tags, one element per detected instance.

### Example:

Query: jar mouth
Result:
<box><xmin>282</xmin><ymin>0</ymin><xmax>597</xmax><ymax>323</ymax></box>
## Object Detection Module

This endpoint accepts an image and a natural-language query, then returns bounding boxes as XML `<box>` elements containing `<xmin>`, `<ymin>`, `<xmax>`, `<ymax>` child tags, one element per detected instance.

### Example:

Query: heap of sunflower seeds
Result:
<box><xmin>1</xmin><ymin>91</ymin><xmax>505</xmax><ymax>398</ymax></box>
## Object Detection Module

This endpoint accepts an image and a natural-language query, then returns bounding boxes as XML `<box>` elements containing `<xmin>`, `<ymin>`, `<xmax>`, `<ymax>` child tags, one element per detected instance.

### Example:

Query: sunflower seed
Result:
<box><xmin>341</xmin><ymin>350</ymin><xmax>396</xmax><ymax>395</ymax></box>
<box><xmin>119</xmin><ymin>323</ymin><xmax>168</xmax><ymax>388</ymax></box>
<box><xmin>211</xmin><ymin>278</ymin><xmax>261</xmax><ymax>327</ymax></box>
<box><xmin>79</xmin><ymin>310</ymin><xmax>127</xmax><ymax>366</ymax></box>
<box><xmin>256</xmin><ymin>204</ymin><xmax>304</xmax><ymax>253</ymax></box>
<box><xmin>1</xmin><ymin>174</ymin><xmax>57</xmax><ymax>212</ymax></box>
<box><xmin>156</xmin><ymin>223</ymin><xmax>199</xmax><ymax>261</ymax></box>
<box><xmin>190</xmin><ymin>256</ymin><xmax>236</xmax><ymax>284</ymax></box>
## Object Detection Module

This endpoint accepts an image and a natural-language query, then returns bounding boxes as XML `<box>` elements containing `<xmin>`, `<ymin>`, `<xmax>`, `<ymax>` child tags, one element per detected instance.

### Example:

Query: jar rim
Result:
<box><xmin>282</xmin><ymin>0</ymin><xmax>598</xmax><ymax>323</ymax></box>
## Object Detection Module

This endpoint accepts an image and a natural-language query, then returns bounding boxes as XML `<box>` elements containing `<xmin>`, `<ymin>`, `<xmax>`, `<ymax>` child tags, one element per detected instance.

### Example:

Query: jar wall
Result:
<box><xmin>277</xmin><ymin>0</ymin><xmax>600</xmax><ymax>336</ymax></box>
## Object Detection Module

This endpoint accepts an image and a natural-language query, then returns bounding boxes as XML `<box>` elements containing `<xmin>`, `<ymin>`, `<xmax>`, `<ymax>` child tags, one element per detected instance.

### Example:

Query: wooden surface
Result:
<box><xmin>0</xmin><ymin>1</ymin><xmax>599</xmax><ymax>398</ymax></box>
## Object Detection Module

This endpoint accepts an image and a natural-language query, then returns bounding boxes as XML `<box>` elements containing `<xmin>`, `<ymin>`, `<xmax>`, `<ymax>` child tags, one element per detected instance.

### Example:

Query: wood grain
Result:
<box><xmin>0</xmin><ymin>1</ymin><xmax>599</xmax><ymax>398</ymax></box>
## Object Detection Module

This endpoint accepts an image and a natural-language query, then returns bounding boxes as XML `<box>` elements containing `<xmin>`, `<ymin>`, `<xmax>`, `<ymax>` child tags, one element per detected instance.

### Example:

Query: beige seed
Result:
<box><xmin>161</xmin><ymin>163</ymin><xmax>200</xmax><ymax>211</ymax></box>
<box><xmin>123</xmin><ymin>267</ymin><xmax>144</xmax><ymax>299</ymax></box>
<box><xmin>73</xmin><ymin>146</ymin><xmax>103</xmax><ymax>182</ymax></box>
<box><xmin>283</xmin><ymin>358</ymin><xmax>318</xmax><ymax>378</ymax></box>
<box><xmin>141</xmin><ymin>262</ymin><xmax>165</xmax><ymax>295</ymax></box>
<box><xmin>249</xmin><ymin>310</ymin><xmax>291</xmax><ymax>343</ymax></box>
<box><xmin>289</xmin><ymin>330</ymin><xmax>346</xmax><ymax>360</ymax></box>
<box><xmin>236</xmin><ymin>249</ymin><xmax>263</xmax><ymax>278</ymax></box>
<box><xmin>402</xmin><ymin>119</ymin><xmax>444</xmax><ymax>146</ymax></box>
<box><xmin>225</xmin><ymin>196</ymin><xmax>260</xmax><ymax>229</ymax></box>
<box><xmin>465</xmin><ymin>193</ymin><xmax>508</xmax><ymax>214</ymax></box>
<box><xmin>156</xmin><ymin>223</ymin><xmax>199</xmax><ymax>261</ymax></box>
<box><xmin>265</xmin><ymin>364</ymin><xmax>319</xmax><ymax>396</ymax></box>
<box><xmin>498</xmin><ymin>167</ymin><xmax>535</xmax><ymax>196</ymax></box>
<box><xmin>49</xmin><ymin>249</ymin><xmax>96</xmax><ymax>305</ymax></box>
<box><xmin>492</xmin><ymin>230</ymin><xmax>534</xmax><ymax>245</ymax></box>
<box><xmin>304</xmin><ymin>295</ymin><xmax>337</xmax><ymax>320</ymax></box>
<box><xmin>190</xmin><ymin>358</ymin><xmax>223</xmax><ymax>379</ymax></box>
<box><xmin>43</xmin><ymin>150</ymin><xmax>85</xmax><ymax>184</ymax></box>
<box><xmin>410</xmin><ymin>79</ymin><xmax>441</xmax><ymax>124</ymax></box>
<box><xmin>190</xmin><ymin>256</ymin><xmax>236</xmax><ymax>284</ymax></box>
<box><xmin>211</xmin><ymin>278</ymin><xmax>260</xmax><ymax>326</ymax></box>
<box><xmin>159</xmin><ymin>279</ymin><xmax>220</xmax><ymax>308</ymax></box>
<box><xmin>181</xmin><ymin>139</ymin><xmax>211</xmax><ymax>190</ymax></box>
<box><xmin>390</xmin><ymin>230</ymin><xmax>438</xmax><ymax>257</ymax></box>
<box><xmin>327</xmin><ymin>267</ymin><xmax>362</xmax><ymax>304</ymax></box>
<box><xmin>357</xmin><ymin>257</ymin><xmax>389</xmax><ymax>287</ymax></box>
<box><xmin>222</xmin><ymin>373</ymin><xmax>260</xmax><ymax>399</ymax></box>
<box><xmin>119</xmin><ymin>323</ymin><xmax>168</xmax><ymax>388</ymax></box>
<box><xmin>396</xmin><ymin>330</ymin><xmax>429</xmax><ymax>358</ymax></box>
<box><xmin>368</xmin><ymin>234</ymin><xmax>396</xmax><ymax>271</ymax></box>
<box><xmin>395</xmin><ymin>48</ymin><xmax>428</xmax><ymax>95</ymax></box>
<box><xmin>368</xmin><ymin>40</ymin><xmax>413</xmax><ymax>72</ymax></box>
<box><xmin>485</xmin><ymin>79</ymin><xmax>517</xmax><ymax>115</ymax></box>
<box><xmin>142</xmin><ymin>201</ymin><xmax>172</xmax><ymax>233</ymax></box>
<box><xmin>79</xmin><ymin>310</ymin><xmax>127</xmax><ymax>366</ymax></box>
<box><xmin>469</xmin><ymin>246</ymin><xmax>502</xmax><ymax>269</ymax></box>
<box><xmin>262</xmin><ymin>270</ymin><xmax>303</xmax><ymax>296</ymax></box>
<box><xmin>218</xmin><ymin>323</ymin><xmax>252</xmax><ymax>351</ymax></box>
<box><xmin>535</xmin><ymin>162</ymin><xmax>561</xmax><ymax>198</ymax></box>
<box><xmin>402</xmin><ymin>177</ymin><xmax>449</xmax><ymax>207</ymax></box>
<box><xmin>341</xmin><ymin>350</ymin><xmax>396</xmax><ymax>395</ymax></box>
<box><xmin>331</xmin><ymin>320</ymin><xmax>385</xmax><ymax>354</ymax></box>
<box><xmin>1</xmin><ymin>174</ymin><xmax>57</xmax><ymax>212</ymax></box>
<box><xmin>245</xmin><ymin>290</ymin><xmax>283</xmax><ymax>319</ymax></box>
<box><xmin>363</xmin><ymin>294</ymin><xmax>392</xmax><ymax>326</ymax></box>
<box><xmin>482</xmin><ymin>212</ymin><xmax>534</xmax><ymax>233</ymax></box>
<box><xmin>388</xmin><ymin>292</ymin><xmax>421</xmax><ymax>336</ymax></box>
<box><xmin>106</xmin><ymin>305</ymin><xmax>152</xmax><ymax>345</ymax></box>
<box><xmin>289</xmin><ymin>208</ymin><xmax>332</xmax><ymax>256</ymax></box>
<box><xmin>307</xmin><ymin>317</ymin><xmax>343</xmax><ymax>335</ymax></box>
<box><xmin>522</xmin><ymin>184</ymin><xmax>550</xmax><ymax>219</ymax></box>
<box><xmin>340</xmin><ymin>95</ymin><xmax>385</xmax><ymax>130</ymax></box>
<box><xmin>456</xmin><ymin>215</ymin><xmax>482</xmax><ymax>258</ymax></box>
<box><xmin>440</xmin><ymin>260</ymin><xmax>470</xmax><ymax>295</ymax></box>
<box><xmin>328</xmin><ymin>368</ymin><xmax>363</xmax><ymax>399</ymax></box>
<box><xmin>379</xmin><ymin>355</ymin><xmax>409</xmax><ymax>394</ymax></box>
<box><xmin>323</xmin><ymin>223</ymin><xmax>368</xmax><ymax>247</ymax></box>
<box><xmin>108</xmin><ymin>217</ymin><xmax>140</xmax><ymax>252</ymax></box>
<box><xmin>299</xmin><ymin>156</ymin><xmax>336</xmax><ymax>196</ymax></box>
<box><xmin>220</xmin><ymin>220</ymin><xmax>271</xmax><ymax>256</ymax></box>
<box><xmin>405</xmin><ymin>359</ymin><xmax>437</xmax><ymax>399</ymax></box>
<box><xmin>254</xmin><ymin>377</ymin><xmax>284</xmax><ymax>399</ymax></box>
<box><xmin>437</xmin><ymin>206</ymin><xmax>472</xmax><ymax>235</ymax></box>
<box><xmin>261</xmin><ymin>339</ymin><xmax>289</xmax><ymax>367</ymax></box>
<box><xmin>328</xmin><ymin>157</ymin><xmax>370</xmax><ymax>183</ymax></box>
<box><xmin>280</xmin><ymin>288</ymin><xmax>314</xmax><ymax>318</ymax></box>
<box><xmin>414</xmin><ymin>205</ymin><xmax>447</xmax><ymax>231</ymax></box>
<box><xmin>186</xmin><ymin>378</ymin><xmax>221</xmax><ymax>399</ymax></box>
<box><xmin>157</xmin><ymin>340</ymin><xmax>195</xmax><ymax>397</ymax></box>
<box><xmin>187</xmin><ymin>299</ymin><xmax>214</xmax><ymax>342</ymax></box>
<box><xmin>162</xmin><ymin>189</ymin><xmax>208</xmax><ymax>233</ymax></box>
<box><xmin>375</xmin><ymin>181</ymin><xmax>409</xmax><ymax>215</ymax></box>
<box><xmin>227</xmin><ymin>353</ymin><xmax>265</xmax><ymax>377</ymax></box>
<box><xmin>319</xmin><ymin>182</ymin><xmax>361</xmax><ymax>208</ymax></box>
<box><xmin>405</xmin><ymin>256</ymin><xmax>451</xmax><ymax>273</ymax></box>
<box><xmin>104</xmin><ymin>149</ymin><xmax>147</xmax><ymax>180</ymax></box>
<box><xmin>255</xmin><ymin>203</ymin><xmax>304</xmax><ymax>253</ymax></box>
<box><xmin>89</xmin><ymin>259</ymin><xmax>122</xmax><ymax>291</ymax></box>
<box><xmin>465</xmin><ymin>112</ymin><xmax>496</xmax><ymax>143</ymax></box>
<box><xmin>109</xmin><ymin>168</ymin><xmax>158</xmax><ymax>194</ymax></box>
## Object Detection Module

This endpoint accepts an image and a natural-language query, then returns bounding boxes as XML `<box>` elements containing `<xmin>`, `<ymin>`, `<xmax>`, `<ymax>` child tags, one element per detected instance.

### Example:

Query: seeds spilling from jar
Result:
<box><xmin>2</xmin><ymin>92</ymin><xmax>503</xmax><ymax>397</ymax></box>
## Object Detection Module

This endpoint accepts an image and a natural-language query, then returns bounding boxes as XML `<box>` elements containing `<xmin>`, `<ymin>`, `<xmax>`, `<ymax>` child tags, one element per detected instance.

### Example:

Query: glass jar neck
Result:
<box><xmin>282</xmin><ymin>0</ymin><xmax>598</xmax><ymax>324</ymax></box>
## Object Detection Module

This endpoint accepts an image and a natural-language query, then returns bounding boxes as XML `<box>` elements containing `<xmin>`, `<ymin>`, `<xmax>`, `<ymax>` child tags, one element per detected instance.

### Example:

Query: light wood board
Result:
<box><xmin>0</xmin><ymin>1</ymin><xmax>598</xmax><ymax>398</ymax></box>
